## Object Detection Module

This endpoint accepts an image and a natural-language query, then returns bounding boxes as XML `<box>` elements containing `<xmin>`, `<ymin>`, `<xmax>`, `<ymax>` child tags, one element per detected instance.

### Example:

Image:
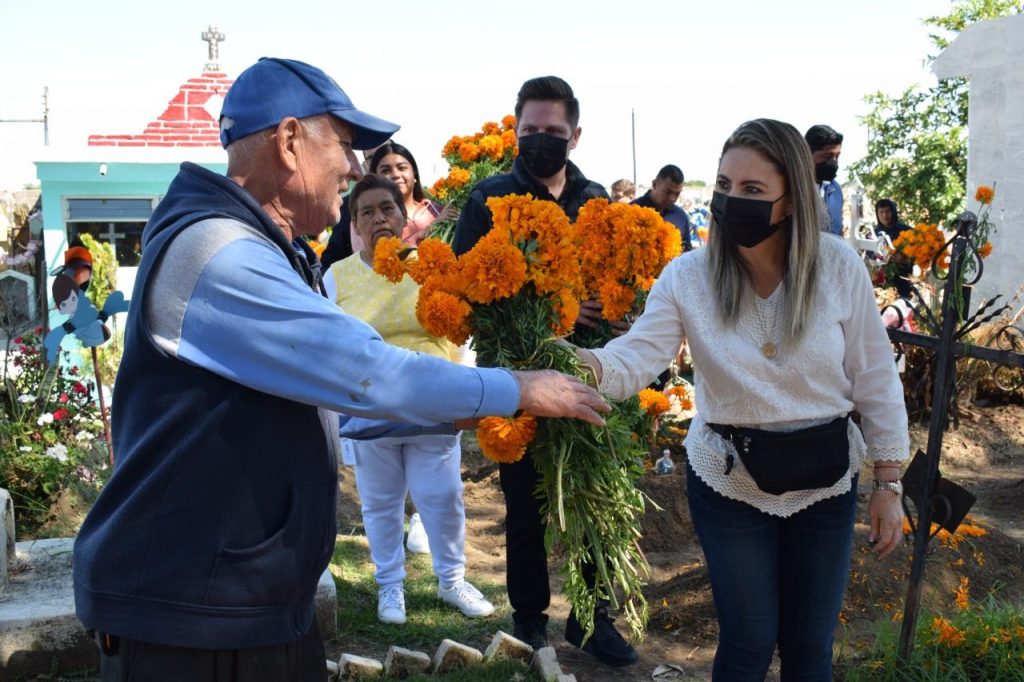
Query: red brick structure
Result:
<box><xmin>87</xmin><ymin>71</ymin><xmax>234</xmax><ymax>148</ymax></box>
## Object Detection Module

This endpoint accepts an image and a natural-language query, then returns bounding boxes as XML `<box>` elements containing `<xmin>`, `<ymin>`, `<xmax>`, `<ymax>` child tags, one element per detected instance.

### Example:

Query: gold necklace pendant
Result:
<box><xmin>761</xmin><ymin>342</ymin><xmax>778</xmax><ymax>359</ymax></box>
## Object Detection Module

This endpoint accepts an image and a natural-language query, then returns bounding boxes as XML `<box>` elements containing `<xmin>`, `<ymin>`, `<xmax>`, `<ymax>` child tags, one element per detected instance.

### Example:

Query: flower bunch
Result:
<box><xmin>892</xmin><ymin>223</ymin><xmax>950</xmax><ymax>271</ymax></box>
<box><xmin>372</xmin><ymin>193</ymin><xmax>652</xmax><ymax>641</ymax></box>
<box><xmin>638</xmin><ymin>388</ymin><xmax>670</xmax><ymax>417</ymax></box>
<box><xmin>427</xmin><ymin>116</ymin><xmax>519</xmax><ymax>243</ymax></box>
<box><xmin>573</xmin><ymin>198</ymin><xmax>682</xmax><ymax>347</ymax></box>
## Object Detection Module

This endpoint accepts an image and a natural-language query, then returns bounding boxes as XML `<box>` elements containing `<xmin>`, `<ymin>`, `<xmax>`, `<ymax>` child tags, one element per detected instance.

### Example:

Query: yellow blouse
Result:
<box><xmin>330</xmin><ymin>254</ymin><xmax>454</xmax><ymax>361</ymax></box>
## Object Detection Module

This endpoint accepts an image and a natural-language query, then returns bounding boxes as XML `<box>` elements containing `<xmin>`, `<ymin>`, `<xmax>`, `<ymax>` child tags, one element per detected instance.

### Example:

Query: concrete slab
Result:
<box><xmin>316</xmin><ymin>567</ymin><xmax>338</xmax><ymax>639</ymax></box>
<box><xmin>0</xmin><ymin>538</ymin><xmax>95</xmax><ymax>677</ymax></box>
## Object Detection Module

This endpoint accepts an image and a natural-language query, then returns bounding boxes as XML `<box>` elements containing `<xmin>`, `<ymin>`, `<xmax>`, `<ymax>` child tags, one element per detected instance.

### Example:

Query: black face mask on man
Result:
<box><xmin>814</xmin><ymin>159</ymin><xmax>839</xmax><ymax>183</ymax></box>
<box><xmin>518</xmin><ymin>133</ymin><xmax>570</xmax><ymax>179</ymax></box>
<box><xmin>710</xmin><ymin>191</ymin><xmax>791</xmax><ymax>248</ymax></box>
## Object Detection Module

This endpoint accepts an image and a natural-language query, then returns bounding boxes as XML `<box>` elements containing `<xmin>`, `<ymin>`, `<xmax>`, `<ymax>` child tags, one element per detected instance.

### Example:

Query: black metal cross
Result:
<box><xmin>879</xmin><ymin>211</ymin><xmax>1024</xmax><ymax>658</ymax></box>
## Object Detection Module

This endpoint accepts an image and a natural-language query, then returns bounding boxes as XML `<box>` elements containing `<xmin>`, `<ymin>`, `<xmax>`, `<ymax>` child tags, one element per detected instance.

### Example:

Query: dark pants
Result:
<box><xmin>686</xmin><ymin>465</ymin><xmax>857</xmax><ymax>681</ymax></box>
<box><xmin>499</xmin><ymin>451</ymin><xmax>595</xmax><ymax>626</ymax></box>
<box><xmin>96</xmin><ymin>617</ymin><xmax>327</xmax><ymax>682</ymax></box>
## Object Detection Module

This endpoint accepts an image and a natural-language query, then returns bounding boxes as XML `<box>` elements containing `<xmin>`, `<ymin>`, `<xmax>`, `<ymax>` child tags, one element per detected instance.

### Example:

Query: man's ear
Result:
<box><xmin>568</xmin><ymin>126</ymin><xmax>582</xmax><ymax>152</ymax></box>
<box><xmin>274</xmin><ymin>117</ymin><xmax>302</xmax><ymax>172</ymax></box>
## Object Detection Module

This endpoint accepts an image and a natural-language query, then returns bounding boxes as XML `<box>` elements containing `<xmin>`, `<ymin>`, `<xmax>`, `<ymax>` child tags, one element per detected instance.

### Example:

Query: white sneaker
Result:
<box><xmin>377</xmin><ymin>585</ymin><xmax>406</xmax><ymax>624</ymax></box>
<box><xmin>406</xmin><ymin>513</ymin><xmax>431</xmax><ymax>554</ymax></box>
<box><xmin>437</xmin><ymin>580</ymin><xmax>495</xmax><ymax>618</ymax></box>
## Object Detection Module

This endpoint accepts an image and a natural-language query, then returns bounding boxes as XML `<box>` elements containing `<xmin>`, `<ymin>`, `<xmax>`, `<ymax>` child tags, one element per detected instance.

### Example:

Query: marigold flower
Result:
<box><xmin>598</xmin><ymin>280</ymin><xmax>636</xmax><ymax>321</ymax></box>
<box><xmin>459</xmin><ymin>142</ymin><xmax>480</xmax><ymax>163</ymax></box>
<box><xmin>442</xmin><ymin>136</ymin><xmax>463</xmax><ymax>157</ymax></box>
<box><xmin>666</xmin><ymin>385</ymin><xmax>693</xmax><ymax>411</ymax></box>
<box><xmin>416</xmin><ymin>289</ymin><xmax>471</xmax><ymax>346</ymax></box>
<box><xmin>978</xmin><ymin>241</ymin><xmax>993</xmax><ymax>258</ymax></box>
<box><xmin>638</xmin><ymin>388</ymin><xmax>670</xmax><ymax>417</ymax></box>
<box><xmin>552</xmin><ymin>288</ymin><xmax>581</xmax><ymax>337</ymax></box>
<box><xmin>373</xmin><ymin>236</ymin><xmax>408</xmax><ymax>283</ymax></box>
<box><xmin>459</xmin><ymin>232</ymin><xmax>528</xmax><ymax>304</ymax></box>
<box><xmin>501</xmin><ymin>114</ymin><xmax>517</xmax><ymax>130</ymax></box>
<box><xmin>477</xmin><ymin>414</ymin><xmax>537</xmax><ymax>464</ymax></box>
<box><xmin>447</xmin><ymin>166</ymin><xmax>471</xmax><ymax>189</ymax></box>
<box><xmin>954</xmin><ymin>575</ymin><xmax>970</xmax><ymax>611</ymax></box>
<box><xmin>974</xmin><ymin>185</ymin><xmax>995</xmax><ymax>205</ymax></box>
<box><xmin>481</xmin><ymin>121</ymin><xmax>501</xmax><ymax>135</ymax></box>
<box><xmin>478</xmin><ymin>134</ymin><xmax>505</xmax><ymax>162</ymax></box>
<box><xmin>407</xmin><ymin>238</ymin><xmax>458</xmax><ymax>285</ymax></box>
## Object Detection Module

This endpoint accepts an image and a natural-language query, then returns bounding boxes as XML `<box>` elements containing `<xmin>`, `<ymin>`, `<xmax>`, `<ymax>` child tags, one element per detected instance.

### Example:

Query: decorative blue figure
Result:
<box><xmin>43</xmin><ymin>245</ymin><xmax>130</xmax><ymax>364</ymax></box>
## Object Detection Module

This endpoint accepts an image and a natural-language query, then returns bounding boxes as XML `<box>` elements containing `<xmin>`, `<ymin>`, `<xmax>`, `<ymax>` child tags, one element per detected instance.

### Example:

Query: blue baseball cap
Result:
<box><xmin>219</xmin><ymin>57</ymin><xmax>399</xmax><ymax>149</ymax></box>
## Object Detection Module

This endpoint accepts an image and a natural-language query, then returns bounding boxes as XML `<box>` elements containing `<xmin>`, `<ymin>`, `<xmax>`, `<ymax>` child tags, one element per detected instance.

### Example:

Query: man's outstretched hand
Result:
<box><xmin>511</xmin><ymin>369</ymin><xmax>610</xmax><ymax>427</ymax></box>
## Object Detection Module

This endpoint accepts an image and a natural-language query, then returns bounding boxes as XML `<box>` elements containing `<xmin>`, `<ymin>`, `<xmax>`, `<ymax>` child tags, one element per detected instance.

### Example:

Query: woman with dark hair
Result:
<box><xmin>575</xmin><ymin>119</ymin><xmax>909</xmax><ymax>679</ymax></box>
<box><xmin>369</xmin><ymin>142</ymin><xmax>459</xmax><ymax>247</ymax></box>
<box><xmin>323</xmin><ymin>175</ymin><xmax>493</xmax><ymax>626</ymax></box>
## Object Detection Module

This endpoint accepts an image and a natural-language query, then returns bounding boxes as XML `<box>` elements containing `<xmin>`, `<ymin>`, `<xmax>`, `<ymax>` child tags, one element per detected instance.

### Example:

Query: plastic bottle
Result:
<box><xmin>655</xmin><ymin>449</ymin><xmax>676</xmax><ymax>475</ymax></box>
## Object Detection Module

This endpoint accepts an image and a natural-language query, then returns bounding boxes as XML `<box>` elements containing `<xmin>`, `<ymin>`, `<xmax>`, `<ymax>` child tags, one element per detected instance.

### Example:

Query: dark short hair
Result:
<box><xmin>804</xmin><ymin>124</ymin><xmax>844</xmax><ymax>152</ymax></box>
<box><xmin>514</xmin><ymin>76</ymin><xmax>580</xmax><ymax>129</ymax></box>
<box><xmin>368</xmin><ymin>142</ymin><xmax>425</xmax><ymax>202</ymax></box>
<box><xmin>655</xmin><ymin>164</ymin><xmax>684</xmax><ymax>184</ymax></box>
<box><xmin>350</xmin><ymin>175</ymin><xmax>406</xmax><ymax>221</ymax></box>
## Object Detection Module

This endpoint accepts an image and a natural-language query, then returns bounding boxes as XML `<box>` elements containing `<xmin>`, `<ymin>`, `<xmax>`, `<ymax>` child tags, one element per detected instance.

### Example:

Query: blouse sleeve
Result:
<box><xmin>588</xmin><ymin>259</ymin><xmax>688</xmax><ymax>400</ymax></box>
<box><xmin>840</xmin><ymin>249</ymin><xmax>910</xmax><ymax>462</ymax></box>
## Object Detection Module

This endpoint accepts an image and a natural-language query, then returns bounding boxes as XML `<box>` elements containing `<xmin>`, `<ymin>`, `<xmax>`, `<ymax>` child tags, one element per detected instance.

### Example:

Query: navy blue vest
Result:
<box><xmin>73</xmin><ymin>163</ymin><xmax>338</xmax><ymax>649</ymax></box>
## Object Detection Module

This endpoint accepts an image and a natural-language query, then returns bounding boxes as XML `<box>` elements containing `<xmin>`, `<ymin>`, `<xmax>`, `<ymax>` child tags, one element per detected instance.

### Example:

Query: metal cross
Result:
<box><xmin>201</xmin><ymin>26</ymin><xmax>226</xmax><ymax>72</ymax></box>
<box><xmin>879</xmin><ymin>212</ymin><xmax>1024</xmax><ymax>659</ymax></box>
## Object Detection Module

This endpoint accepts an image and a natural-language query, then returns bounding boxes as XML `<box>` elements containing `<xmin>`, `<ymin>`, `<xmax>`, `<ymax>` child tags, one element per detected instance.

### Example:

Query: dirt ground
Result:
<box><xmin>334</xmin><ymin>404</ymin><xmax>1024</xmax><ymax>681</ymax></box>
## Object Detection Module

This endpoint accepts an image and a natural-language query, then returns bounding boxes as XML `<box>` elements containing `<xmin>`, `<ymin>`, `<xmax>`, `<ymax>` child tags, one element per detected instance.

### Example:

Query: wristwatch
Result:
<box><xmin>873</xmin><ymin>479</ymin><xmax>904</xmax><ymax>496</ymax></box>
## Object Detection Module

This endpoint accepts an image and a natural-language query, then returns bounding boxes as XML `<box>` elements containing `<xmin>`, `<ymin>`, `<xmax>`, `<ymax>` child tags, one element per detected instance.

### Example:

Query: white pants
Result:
<box><xmin>351</xmin><ymin>432</ymin><xmax>466</xmax><ymax>589</ymax></box>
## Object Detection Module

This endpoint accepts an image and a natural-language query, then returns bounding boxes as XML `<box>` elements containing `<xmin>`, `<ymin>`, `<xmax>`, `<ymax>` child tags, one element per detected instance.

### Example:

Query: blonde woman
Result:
<box><xmin>577</xmin><ymin>119</ymin><xmax>908</xmax><ymax>680</ymax></box>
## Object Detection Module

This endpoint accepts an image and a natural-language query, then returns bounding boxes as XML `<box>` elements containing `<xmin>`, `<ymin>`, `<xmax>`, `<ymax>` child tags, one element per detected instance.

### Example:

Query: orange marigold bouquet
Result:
<box><xmin>426</xmin><ymin>116</ymin><xmax>519</xmax><ymax>243</ymax></box>
<box><xmin>373</xmin><ymin>193</ymin><xmax>657</xmax><ymax>642</ymax></box>
<box><xmin>572</xmin><ymin>198</ymin><xmax>683</xmax><ymax>347</ymax></box>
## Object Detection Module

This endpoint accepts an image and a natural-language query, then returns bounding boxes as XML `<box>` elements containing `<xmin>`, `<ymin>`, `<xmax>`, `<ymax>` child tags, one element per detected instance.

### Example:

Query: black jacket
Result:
<box><xmin>452</xmin><ymin>158</ymin><xmax>608</xmax><ymax>255</ymax></box>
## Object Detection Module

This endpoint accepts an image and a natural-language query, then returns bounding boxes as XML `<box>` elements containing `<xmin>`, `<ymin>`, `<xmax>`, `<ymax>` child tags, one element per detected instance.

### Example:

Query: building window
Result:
<box><xmin>65</xmin><ymin>198</ymin><xmax>156</xmax><ymax>267</ymax></box>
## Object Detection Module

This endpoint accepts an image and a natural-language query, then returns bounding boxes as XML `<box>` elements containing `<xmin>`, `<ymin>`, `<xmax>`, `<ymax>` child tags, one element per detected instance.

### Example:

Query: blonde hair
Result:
<box><xmin>707</xmin><ymin>118</ymin><xmax>823</xmax><ymax>347</ymax></box>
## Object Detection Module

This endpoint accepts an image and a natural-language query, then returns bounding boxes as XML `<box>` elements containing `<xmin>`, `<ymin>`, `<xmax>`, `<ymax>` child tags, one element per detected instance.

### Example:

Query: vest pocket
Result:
<box><xmin>203</xmin><ymin>479</ymin><xmax>332</xmax><ymax>607</ymax></box>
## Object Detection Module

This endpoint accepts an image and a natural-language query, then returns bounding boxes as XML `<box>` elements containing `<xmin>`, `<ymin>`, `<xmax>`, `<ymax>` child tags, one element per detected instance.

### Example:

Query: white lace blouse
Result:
<box><xmin>588</xmin><ymin>235</ymin><xmax>910</xmax><ymax>518</ymax></box>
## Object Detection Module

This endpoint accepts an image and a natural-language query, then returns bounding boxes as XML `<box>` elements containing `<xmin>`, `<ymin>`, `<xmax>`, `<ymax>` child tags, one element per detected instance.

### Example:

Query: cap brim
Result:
<box><xmin>331</xmin><ymin>108</ymin><xmax>400</xmax><ymax>150</ymax></box>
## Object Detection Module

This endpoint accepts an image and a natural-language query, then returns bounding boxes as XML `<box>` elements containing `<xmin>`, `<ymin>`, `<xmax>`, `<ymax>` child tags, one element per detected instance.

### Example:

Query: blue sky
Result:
<box><xmin>1</xmin><ymin>0</ymin><xmax>947</xmax><ymax>191</ymax></box>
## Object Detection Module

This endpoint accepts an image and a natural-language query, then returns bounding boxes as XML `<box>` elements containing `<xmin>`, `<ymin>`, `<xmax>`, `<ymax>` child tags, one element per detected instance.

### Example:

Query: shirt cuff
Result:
<box><xmin>475</xmin><ymin>367</ymin><xmax>520</xmax><ymax>417</ymax></box>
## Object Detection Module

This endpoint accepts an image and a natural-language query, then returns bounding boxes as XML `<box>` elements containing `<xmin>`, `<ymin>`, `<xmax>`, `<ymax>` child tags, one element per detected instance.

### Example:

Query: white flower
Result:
<box><xmin>37</xmin><ymin>413</ymin><xmax>54</xmax><ymax>425</ymax></box>
<box><xmin>19</xmin><ymin>446</ymin><xmax>32</xmax><ymax>452</ymax></box>
<box><xmin>75</xmin><ymin>431</ymin><xmax>92</xmax><ymax>442</ymax></box>
<box><xmin>18</xmin><ymin>394</ymin><xmax>34</xmax><ymax>403</ymax></box>
<box><xmin>45</xmin><ymin>443</ymin><xmax>69</xmax><ymax>462</ymax></box>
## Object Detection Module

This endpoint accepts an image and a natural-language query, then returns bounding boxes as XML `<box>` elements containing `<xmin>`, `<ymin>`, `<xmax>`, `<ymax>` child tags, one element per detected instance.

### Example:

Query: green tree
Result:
<box><xmin>851</xmin><ymin>0</ymin><xmax>1022</xmax><ymax>225</ymax></box>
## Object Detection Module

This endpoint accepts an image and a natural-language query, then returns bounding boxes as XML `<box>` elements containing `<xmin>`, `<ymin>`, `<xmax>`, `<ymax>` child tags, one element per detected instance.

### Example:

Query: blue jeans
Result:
<box><xmin>687</xmin><ymin>465</ymin><xmax>857</xmax><ymax>681</ymax></box>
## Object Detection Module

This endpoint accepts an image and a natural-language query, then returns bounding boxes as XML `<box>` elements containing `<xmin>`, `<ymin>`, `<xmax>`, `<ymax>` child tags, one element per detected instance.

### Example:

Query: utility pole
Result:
<box><xmin>631</xmin><ymin>109</ymin><xmax>637</xmax><ymax>186</ymax></box>
<box><xmin>0</xmin><ymin>87</ymin><xmax>49</xmax><ymax>145</ymax></box>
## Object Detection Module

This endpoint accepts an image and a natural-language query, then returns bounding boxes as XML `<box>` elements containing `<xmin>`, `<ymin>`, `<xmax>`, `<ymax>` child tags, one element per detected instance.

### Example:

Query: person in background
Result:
<box><xmin>576</xmin><ymin>118</ymin><xmax>908</xmax><ymax>681</ymax></box>
<box><xmin>369</xmin><ymin>142</ymin><xmax>459</xmax><ymax>247</ymax></box>
<box><xmin>324</xmin><ymin>175</ymin><xmax>494</xmax><ymax>625</ymax></box>
<box><xmin>72</xmin><ymin>56</ymin><xmax>610</xmax><ymax>682</ymax></box>
<box><xmin>631</xmin><ymin>164</ymin><xmax>693</xmax><ymax>252</ymax></box>
<box><xmin>875</xmin><ymin>198</ymin><xmax>913</xmax><ymax>298</ymax></box>
<box><xmin>610</xmin><ymin>178</ymin><xmax>636</xmax><ymax>203</ymax></box>
<box><xmin>452</xmin><ymin>75</ymin><xmax>636</xmax><ymax>668</ymax></box>
<box><xmin>805</xmin><ymin>124</ymin><xmax>844</xmax><ymax>236</ymax></box>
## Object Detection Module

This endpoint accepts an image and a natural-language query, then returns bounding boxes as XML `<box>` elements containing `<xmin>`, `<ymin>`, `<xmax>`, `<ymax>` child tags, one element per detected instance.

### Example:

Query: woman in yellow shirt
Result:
<box><xmin>324</xmin><ymin>175</ymin><xmax>493</xmax><ymax>625</ymax></box>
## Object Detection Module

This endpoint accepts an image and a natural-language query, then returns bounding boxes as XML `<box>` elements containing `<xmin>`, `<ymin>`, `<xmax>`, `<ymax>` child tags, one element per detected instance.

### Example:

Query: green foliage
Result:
<box><xmin>0</xmin><ymin>329</ymin><xmax>109</xmax><ymax>537</ymax></box>
<box><xmin>76</xmin><ymin>233</ymin><xmax>124</xmax><ymax>387</ymax></box>
<box><xmin>841</xmin><ymin>598</ymin><xmax>1024</xmax><ymax>681</ymax></box>
<box><xmin>852</xmin><ymin>1</ymin><xmax>1021</xmax><ymax>225</ymax></box>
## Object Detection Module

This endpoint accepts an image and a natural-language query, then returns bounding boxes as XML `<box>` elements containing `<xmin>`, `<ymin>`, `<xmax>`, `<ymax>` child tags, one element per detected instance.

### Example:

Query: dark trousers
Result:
<box><xmin>96</xmin><ymin>617</ymin><xmax>327</xmax><ymax>682</ymax></box>
<box><xmin>686</xmin><ymin>464</ymin><xmax>857</xmax><ymax>681</ymax></box>
<box><xmin>499</xmin><ymin>451</ymin><xmax>596</xmax><ymax>626</ymax></box>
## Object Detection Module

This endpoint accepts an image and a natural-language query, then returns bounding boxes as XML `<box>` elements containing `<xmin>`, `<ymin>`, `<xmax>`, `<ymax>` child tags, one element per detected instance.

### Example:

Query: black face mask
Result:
<box><xmin>710</xmin><ymin>191</ymin><xmax>791</xmax><ymax>248</ymax></box>
<box><xmin>517</xmin><ymin>133</ymin><xmax>570</xmax><ymax>179</ymax></box>
<box><xmin>815</xmin><ymin>159</ymin><xmax>839</xmax><ymax>183</ymax></box>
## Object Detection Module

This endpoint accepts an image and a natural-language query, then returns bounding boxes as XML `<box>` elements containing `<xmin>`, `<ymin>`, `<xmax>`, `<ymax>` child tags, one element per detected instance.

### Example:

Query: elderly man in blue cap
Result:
<box><xmin>73</xmin><ymin>58</ymin><xmax>609</xmax><ymax>681</ymax></box>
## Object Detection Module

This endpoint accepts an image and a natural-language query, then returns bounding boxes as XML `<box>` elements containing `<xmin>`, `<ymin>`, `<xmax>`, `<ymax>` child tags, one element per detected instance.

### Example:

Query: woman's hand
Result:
<box><xmin>438</xmin><ymin>203</ymin><xmax>461</xmax><ymax>222</ymax></box>
<box><xmin>868</xmin><ymin>489</ymin><xmax>905</xmax><ymax>559</ymax></box>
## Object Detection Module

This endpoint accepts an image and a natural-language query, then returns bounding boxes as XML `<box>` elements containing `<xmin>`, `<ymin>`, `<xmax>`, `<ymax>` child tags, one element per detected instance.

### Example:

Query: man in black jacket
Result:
<box><xmin>453</xmin><ymin>76</ymin><xmax>638</xmax><ymax>669</ymax></box>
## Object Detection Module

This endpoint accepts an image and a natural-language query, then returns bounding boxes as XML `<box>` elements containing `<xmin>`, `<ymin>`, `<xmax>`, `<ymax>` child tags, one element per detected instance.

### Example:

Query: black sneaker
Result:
<box><xmin>565</xmin><ymin>608</ymin><xmax>638</xmax><ymax>667</ymax></box>
<box><xmin>513</xmin><ymin>620</ymin><xmax>549</xmax><ymax>651</ymax></box>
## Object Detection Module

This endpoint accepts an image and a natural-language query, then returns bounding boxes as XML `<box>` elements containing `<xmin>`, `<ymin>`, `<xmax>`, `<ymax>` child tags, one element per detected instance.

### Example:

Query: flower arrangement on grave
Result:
<box><xmin>425</xmin><ymin>116</ymin><xmax>519</xmax><ymax>243</ymax></box>
<box><xmin>372</xmin><ymin>192</ymin><xmax>681</xmax><ymax>641</ymax></box>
